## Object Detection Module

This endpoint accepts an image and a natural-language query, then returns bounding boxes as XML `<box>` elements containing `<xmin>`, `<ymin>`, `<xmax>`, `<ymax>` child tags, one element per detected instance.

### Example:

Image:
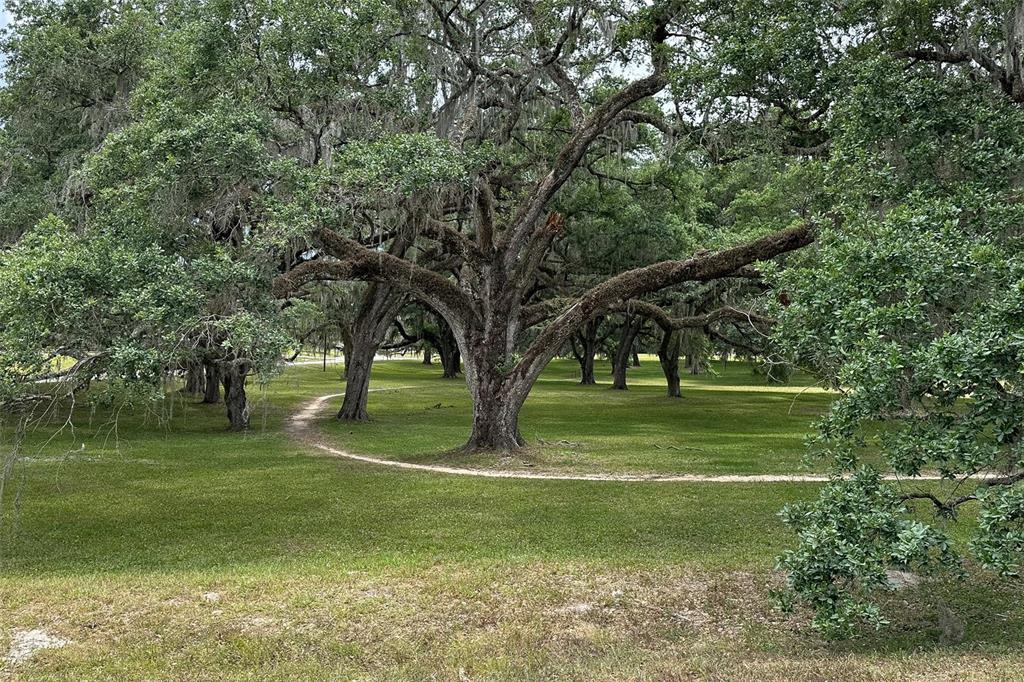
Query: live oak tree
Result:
<box><xmin>0</xmin><ymin>0</ymin><xmax>297</xmax><ymax>429</ymax></box>
<box><xmin>275</xmin><ymin>0</ymin><xmax>817</xmax><ymax>450</ymax></box>
<box><xmin>0</xmin><ymin>0</ymin><xmax>156</xmax><ymax>245</ymax></box>
<box><xmin>775</xmin><ymin>64</ymin><xmax>1024</xmax><ymax>637</ymax></box>
<box><xmin>385</xmin><ymin>306</ymin><xmax>463</xmax><ymax>379</ymax></box>
<box><xmin>713</xmin><ymin>0</ymin><xmax>1024</xmax><ymax>638</ymax></box>
<box><xmin>555</xmin><ymin>152</ymin><xmax>709</xmax><ymax>388</ymax></box>
<box><xmin>0</xmin><ymin>1</ymin><xmax>171</xmax><ymax>406</ymax></box>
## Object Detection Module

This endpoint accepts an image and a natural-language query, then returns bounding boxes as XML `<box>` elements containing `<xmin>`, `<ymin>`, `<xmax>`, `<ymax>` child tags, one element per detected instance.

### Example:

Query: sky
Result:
<box><xmin>0</xmin><ymin>5</ymin><xmax>8</xmax><ymax>78</ymax></box>
<box><xmin>0</xmin><ymin>6</ymin><xmax>7</xmax><ymax>79</ymax></box>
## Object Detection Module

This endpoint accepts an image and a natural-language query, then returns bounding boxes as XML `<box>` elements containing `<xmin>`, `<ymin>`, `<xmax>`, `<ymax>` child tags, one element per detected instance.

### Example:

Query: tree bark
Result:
<box><xmin>338</xmin><ymin>281</ymin><xmax>406</xmax><ymax>421</ymax></box>
<box><xmin>464</xmin><ymin>373</ymin><xmax>528</xmax><ymax>451</ymax></box>
<box><xmin>422</xmin><ymin>345</ymin><xmax>433</xmax><ymax>365</ymax></box>
<box><xmin>576</xmin><ymin>316</ymin><xmax>601</xmax><ymax>385</ymax></box>
<box><xmin>221</xmin><ymin>361</ymin><xmax>250</xmax><ymax>431</ymax></box>
<box><xmin>659</xmin><ymin>329</ymin><xmax>682</xmax><ymax>398</ymax></box>
<box><xmin>202</xmin><ymin>361</ymin><xmax>221</xmax><ymax>404</ymax></box>
<box><xmin>338</xmin><ymin>330</ymin><xmax>376</xmax><ymax>421</ymax></box>
<box><xmin>611</xmin><ymin>316</ymin><xmax>642</xmax><ymax>390</ymax></box>
<box><xmin>182</xmin><ymin>362</ymin><xmax>204</xmax><ymax>396</ymax></box>
<box><xmin>435</xmin><ymin>313</ymin><xmax>461</xmax><ymax>379</ymax></box>
<box><xmin>461</xmin><ymin>330</ymin><xmax>531</xmax><ymax>451</ymax></box>
<box><xmin>631</xmin><ymin>349</ymin><xmax>641</xmax><ymax>367</ymax></box>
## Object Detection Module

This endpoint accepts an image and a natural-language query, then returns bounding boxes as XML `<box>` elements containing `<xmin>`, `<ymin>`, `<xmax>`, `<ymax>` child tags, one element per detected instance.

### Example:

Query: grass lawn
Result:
<box><xmin>0</xmin><ymin>359</ymin><xmax>1021</xmax><ymax>680</ymax></box>
<box><xmin>322</xmin><ymin>357</ymin><xmax>835</xmax><ymax>475</ymax></box>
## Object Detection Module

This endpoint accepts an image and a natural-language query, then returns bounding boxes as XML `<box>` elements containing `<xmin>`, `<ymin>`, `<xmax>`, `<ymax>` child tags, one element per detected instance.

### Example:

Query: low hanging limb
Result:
<box><xmin>284</xmin><ymin>322</ymin><xmax>343</xmax><ymax>361</ymax></box>
<box><xmin>606</xmin><ymin>300</ymin><xmax>776</xmax><ymax>333</ymax></box>
<box><xmin>381</xmin><ymin>319</ymin><xmax>442</xmax><ymax>352</ymax></box>
<box><xmin>708</xmin><ymin>327</ymin><xmax>765</xmax><ymax>357</ymax></box>
<box><xmin>901</xmin><ymin>470</ymin><xmax>1024</xmax><ymax>518</ymax></box>
<box><xmin>276</xmin><ymin>222</ymin><xmax>816</xmax><ymax>371</ymax></box>
<box><xmin>26</xmin><ymin>353</ymin><xmax>108</xmax><ymax>383</ymax></box>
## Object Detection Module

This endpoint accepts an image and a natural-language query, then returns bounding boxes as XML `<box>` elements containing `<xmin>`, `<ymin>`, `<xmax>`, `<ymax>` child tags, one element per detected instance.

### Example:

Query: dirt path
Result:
<box><xmin>288</xmin><ymin>391</ymin><xmax>996</xmax><ymax>483</ymax></box>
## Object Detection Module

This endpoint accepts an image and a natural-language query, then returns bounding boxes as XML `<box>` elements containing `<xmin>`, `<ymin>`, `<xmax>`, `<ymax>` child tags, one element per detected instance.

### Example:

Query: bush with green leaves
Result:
<box><xmin>771</xmin><ymin>55</ymin><xmax>1024</xmax><ymax>637</ymax></box>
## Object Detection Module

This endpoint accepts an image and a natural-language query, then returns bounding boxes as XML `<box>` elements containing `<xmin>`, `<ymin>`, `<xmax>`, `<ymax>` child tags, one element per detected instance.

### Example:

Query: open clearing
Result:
<box><xmin>2</xmin><ymin>360</ymin><xmax>1022</xmax><ymax>680</ymax></box>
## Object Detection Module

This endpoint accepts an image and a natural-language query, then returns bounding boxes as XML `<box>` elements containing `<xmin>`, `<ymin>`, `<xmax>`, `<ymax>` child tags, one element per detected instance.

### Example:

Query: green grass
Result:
<box><xmin>0</xmin><ymin>359</ymin><xmax>1021</xmax><ymax>680</ymax></box>
<box><xmin>322</xmin><ymin>357</ymin><xmax>834</xmax><ymax>475</ymax></box>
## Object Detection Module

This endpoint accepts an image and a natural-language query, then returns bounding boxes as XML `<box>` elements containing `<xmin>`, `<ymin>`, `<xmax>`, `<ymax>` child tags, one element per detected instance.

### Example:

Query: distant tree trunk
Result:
<box><xmin>435</xmin><ymin>313</ymin><xmax>461</xmax><ymax>378</ymax></box>
<box><xmin>631</xmin><ymin>349</ymin><xmax>641</xmax><ymax>367</ymax></box>
<box><xmin>335</xmin><ymin>236</ymin><xmax>411</xmax><ymax>420</ymax></box>
<box><xmin>221</xmin><ymin>361</ymin><xmax>250</xmax><ymax>431</ymax></box>
<box><xmin>202</xmin><ymin>361</ymin><xmax>221</xmax><ymax>404</ymax></box>
<box><xmin>611</xmin><ymin>316</ymin><xmax>642</xmax><ymax>390</ymax></box>
<box><xmin>658</xmin><ymin>328</ymin><xmax>682</xmax><ymax>398</ymax></box>
<box><xmin>688</xmin><ymin>352</ymin><xmax>705</xmax><ymax>375</ymax></box>
<box><xmin>182</xmin><ymin>362</ymin><xmax>204</xmax><ymax>396</ymax></box>
<box><xmin>439</xmin><ymin>343</ymin><xmax>461</xmax><ymax>378</ymax></box>
<box><xmin>575</xmin><ymin>316</ymin><xmax>601</xmax><ymax>384</ymax></box>
<box><xmin>422</xmin><ymin>345</ymin><xmax>433</xmax><ymax>364</ymax></box>
<box><xmin>579</xmin><ymin>345</ymin><xmax>596</xmax><ymax>384</ymax></box>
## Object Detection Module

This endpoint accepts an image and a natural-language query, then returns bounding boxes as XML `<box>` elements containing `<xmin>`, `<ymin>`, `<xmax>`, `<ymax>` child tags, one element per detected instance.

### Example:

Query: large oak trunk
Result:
<box><xmin>464</xmin><ymin>373</ymin><xmax>528</xmax><ymax>451</ymax></box>
<box><xmin>658</xmin><ymin>328</ymin><xmax>682</xmax><ymax>398</ymax></box>
<box><xmin>456</xmin><ymin>290</ymin><xmax>537</xmax><ymax>451</ymax></box>
<box><xmin>221</xmin><ymin>361</ymin><xmax>249</xmax><ymax>431</ymax></box>
<box><xmin>422</xmin><ymin>345</ymin><xmax>433</xmax><ymax>365</ymax></box>
<box><xmin>338</xmin><ymin>332</ymin><xmax>375</xmax><ymax>421</ymax></box>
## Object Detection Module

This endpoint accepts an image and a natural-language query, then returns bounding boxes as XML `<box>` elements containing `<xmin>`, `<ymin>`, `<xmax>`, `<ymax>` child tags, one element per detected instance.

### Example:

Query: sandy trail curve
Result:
<box><xmin>287</xmin><ymin>391</ymin><xmax>995</xmax><ymax>484</ymax></box>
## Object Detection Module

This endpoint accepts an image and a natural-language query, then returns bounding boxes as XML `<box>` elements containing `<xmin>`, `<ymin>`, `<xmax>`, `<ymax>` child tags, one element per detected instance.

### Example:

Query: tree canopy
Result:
<box><xmin>0</xmin><ymin>0</ymin><xmax>1022</xmax><ymax>640</ymax></box>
